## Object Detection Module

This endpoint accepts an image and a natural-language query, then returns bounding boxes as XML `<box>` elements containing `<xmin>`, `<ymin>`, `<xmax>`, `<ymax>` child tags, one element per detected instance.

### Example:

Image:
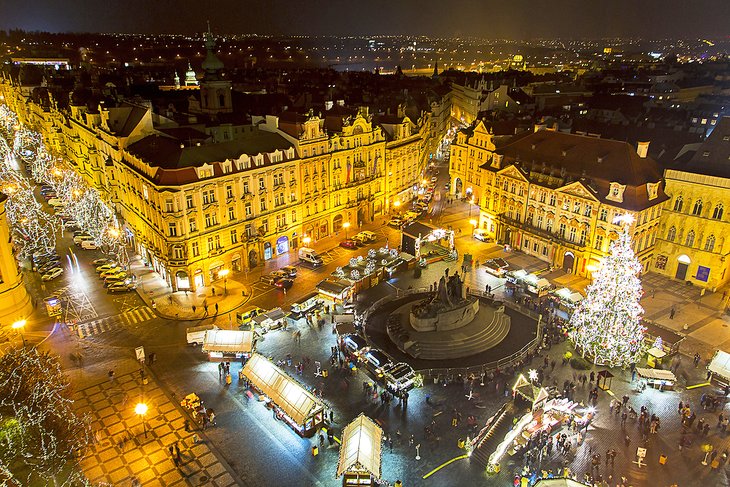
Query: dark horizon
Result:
<box><xmin>1</xmin><ymin>0</ymin><xmax>729</xmax><ymax>40</ymax></box>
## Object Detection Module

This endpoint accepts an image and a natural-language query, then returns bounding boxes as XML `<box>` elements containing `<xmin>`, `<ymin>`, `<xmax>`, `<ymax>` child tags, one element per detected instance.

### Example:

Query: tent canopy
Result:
<box><xmin>708</xmin><ymin>351</ymin><xmax>730</xmax><ymax>379</ymax></box>
<box><xmin>336</xmin><ymin>414</ymin><xmax>383</xmax><ymax>478</ymax></box>
<box><xmin>243</xmin><ymin>354</ymin><xmax>323</xmax><ymax>426</ymax></box>
<box><xmin>636</xmin><ymin>367</ymin><xmax>676</xmax><ymax>382</ymax></box>
<box><xmin>202</xmin><ymin>330</ymin><xmax>254</xmax><ymax>354</ymax></box>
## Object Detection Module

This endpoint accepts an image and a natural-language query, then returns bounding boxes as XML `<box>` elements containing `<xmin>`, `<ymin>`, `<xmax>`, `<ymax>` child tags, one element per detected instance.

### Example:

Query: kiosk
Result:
<box><xmin>290</xmin><ymin>292</ymin><xmax>325</xmax><ymax>318</ymax></box>
<box><xmin>337</xmin><ymin>414</ymin><xmax>383</xmax><ymax>487</ymax></box>
<box><xmin>707</xmin><ymin>350</ymin><xmax>730</xmax><ymax>386</ymax></box>
<box><xmin>242</xmin><ymin>353</ymin><xmax>325</xmax><ymax>437</ymax></box>
<box><xmin>635</xmin><ymin>367</ymin><xmax>676</xmax><ymax>390</ymax></box>
<box><xmin>201</xmin><ymin>330</ymin><xmax>254</xmax><ymax>361</ymax></box>
<box><xmin>251</xmin><ymin>307</ymin><xmax>287</xmax><ymax>332</ymax></box>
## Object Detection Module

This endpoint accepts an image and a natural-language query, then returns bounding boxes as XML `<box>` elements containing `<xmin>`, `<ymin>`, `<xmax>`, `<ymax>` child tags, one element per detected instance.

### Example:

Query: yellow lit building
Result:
<box><xmin>652</xmin><ymin>117</ymin><xmax>730</xmax><ymax>290</ymax></box>
<box><xmin>450</xmin><ymin>123</ymin><xmax>668</xmax><ymax>277</ymax></box>
<box><xmin>0</xmin><ymin>193</ymin><xmax>33</xmax><ymax>325</ymax></box>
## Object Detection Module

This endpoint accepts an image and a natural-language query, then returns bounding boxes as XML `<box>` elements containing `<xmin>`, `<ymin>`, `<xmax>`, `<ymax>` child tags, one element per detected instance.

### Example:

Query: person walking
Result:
<box><xmin>669</xmin><ymin>306</ymin><xmax>676</xmax><ymax>319</ymax></box>
<box><xmin>170</xmin><ymin>446</ymin><xmax>179</xmax><ymax>467</ymax></box>
<box><xmin>215</xmin><ymin>303</ymin><xmax>219</xmax><ymax>314</ymax></box>
<box><xmin>203</xmin><ymin>304</ymin><xmax>209</xmax><ymax>316</ymax></box>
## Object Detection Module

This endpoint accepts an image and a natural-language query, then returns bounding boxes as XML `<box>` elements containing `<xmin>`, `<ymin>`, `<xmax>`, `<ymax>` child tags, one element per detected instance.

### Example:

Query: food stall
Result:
<box><xmin>646</xmin><ymin>346</ymin><xmax>666</xmax><ymax>368</ymax></box>
<box><xmin>707</xmin><ymin>350</ymin><xmax>730</xmax><ymax>387</ymax></box>
<box><xmin>643</xmin><ymin>321</ymin><xmax>684</xmax><ymax>356</ymax></box>
<box><xmin>551</xmin><ymin>287</ymin><xmax>583</xmax><ymax>319</ymax></box>
<box><xmin>201</xmin><ymin>330</ymin><xmax>255</xmax><ymax>361</ymax></box>
<box><xmin>635</xmin><ymin>367</ymin><xmax>676</xmax><ymax>390</ymax></box>
<box><xmin>506</xmin><ymin>270</ymin><xmax>551</xmax><ymax>297</ymax></box>
<box><xmin>334</xmin><ymin>314</ymin><xmax>357</xmax><ymax>336</ymax></box>
<box><xmin>317</xmin><ymin>279</ymin><xmax>354</xmax><ymax>304</ymax></box>
<box><xmin>290</xmin><ymin>292</ymin><xmax>325</xmax><ymax>318</ymax></box>
<box><xmin>383</xmin><ymin>362</ymin><xmax>417</xmax><ymax>394</ymax></box>
<box><xmin>242</xmin><ymin>353</ymin><xmax>325</xmax><ymax>437</ymax></box>
<box><xmin>337</xmin><ymin>414</ymin><xmax>383</xmax><ymax>487</ymax></box>
<box><xmin>251</xmin><ymin>307</ymin><xmax>287</xmax><ymax>332</ymax></box>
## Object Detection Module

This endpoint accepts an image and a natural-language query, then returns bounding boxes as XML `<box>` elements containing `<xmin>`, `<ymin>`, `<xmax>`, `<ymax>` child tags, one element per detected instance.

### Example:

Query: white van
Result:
<box><xmin>186</xmin><ymin>324</ymin><xmax>220</xmax><ymax>346</ymax></box>
<box><xmin>298</xmin><ymin>247</ymin><xmax>323</xmax><ymax>267</ymax></box>
<box><xmin>473</xmin><ymin>228</ymin><xmax>492</xmax><ymax>242</ymax></box>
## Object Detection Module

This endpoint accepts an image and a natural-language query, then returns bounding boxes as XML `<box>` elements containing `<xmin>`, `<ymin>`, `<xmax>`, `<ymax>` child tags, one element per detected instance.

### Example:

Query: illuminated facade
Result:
<box><xmin>652</xmin><ymin>117</ymin><xmax>730</xmax><ymax>290</ymax></box>
<box><xmin>0</xmin><ymin>193</ymin><xmax>33</xmax><ymax>325</ymax></box>
<box><xmin>450</xmin><ymin>122</ymin><xmax>668</xmax><ymax>277</ymax></box>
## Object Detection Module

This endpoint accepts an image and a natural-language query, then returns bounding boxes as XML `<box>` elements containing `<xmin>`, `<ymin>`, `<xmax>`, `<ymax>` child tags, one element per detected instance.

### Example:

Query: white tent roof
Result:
<box><xmin>636</xmin><ymin>367</ymin><xmax>676</xmax><ymax>382</ymax></box>
<box><xmin>202</xmin><ymin>330</ymin><xmax>254</xmax><ymax>354</ymax></box>
<box><xmin>336</xmin><ymin>414</ymin><xmax>383</xmax><ymax>478</ymax></box>
<box><xmin>708</xmin><ymin>350</ymin><xmax>730</xmax><ymax>379</ymax></box>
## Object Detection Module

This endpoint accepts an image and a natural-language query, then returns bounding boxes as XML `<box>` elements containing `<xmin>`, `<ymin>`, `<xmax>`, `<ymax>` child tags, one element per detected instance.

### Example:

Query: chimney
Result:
<box><xmin>637</xmin><ymin>141</ymin><xmax>650</xmax><ymax>158</ymax></box>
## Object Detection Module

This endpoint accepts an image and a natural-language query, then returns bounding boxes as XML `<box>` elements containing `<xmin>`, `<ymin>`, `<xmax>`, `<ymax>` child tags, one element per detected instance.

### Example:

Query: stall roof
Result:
<box><xmin>636</xmin><ymin>367</ymin><xmax>676</xmax><ymax>382</ymax></box>
<box><xmin>533</xmin><ymin>479</ymin><xmax>591</xmax><ymax>487</ymax></box>
<box><xmin>337</xmin><ymin>414</ymin><xmax>383</xmax><ymax>478</ymax></box>
<box><xmin>708</xmin><ymin>350</ymin><xmax>730</xmax><ymax>379</ymax></box>
<box><xmin>202</xmin><ymin>330</ymin><xmax>254</xmax><ymax>354</ymax></box>
<box><xmin>242</xmin><ymin>354</ymin><xmax>324</xmax><ymax>426</ymax></box>
<box><xmin>253</xmin><ymin>307</ymin><xmax>287</xmax><ymax>324</ymax></box>
<box><xmin>317</xmin><ymin>279</ymin><xmax>353</xmax><ymax>296</ymax></box>
<box><xmin>402</xmin><ymin>221</ymin><xmax>438</xmax><ymax>238</ymax></box>
<box><xmin>643</xmin><ymin>321</ymin><xmax>685</xmax><ymax>345</ymax></box>
<box><xmin>335</xmin><ymin>322</ymin><xmax>357</xmax><ymax>335</ymax></box>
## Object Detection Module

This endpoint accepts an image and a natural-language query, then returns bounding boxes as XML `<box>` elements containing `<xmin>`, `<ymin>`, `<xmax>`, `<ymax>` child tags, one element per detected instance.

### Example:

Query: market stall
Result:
<box><xmin>708</xmin><ymin>350</ymin><xmax>730</xmax><ymax>386</ymax></box>
<box><xmin>635</xmin><ymin>367</ymin><xmax>676</xmax><ymax>390</ymax></box>
<box><xmin>337</xmin><ymin>414</ymin><xmax>383</xmax><ymax>487</ymax></box>
<box><xmin>643</xmin><ymin>321</ymin><xmax>684</xmax><ymax>356</ymax></box>
<box><xmin>201</xmin><ymin>330</ymin><xmax>255</xmax><ymax>361</ymax></box>
<box><xmin>242</xmin><ymin>353</ymin><xmax>325</xmax><ymax>437</ymax></box>
<box><xmin>646</xmin><ymin>347</ymin><xmax>666</xmax><ymax>368</ymax></box>
<box><xmin>401</xmin><ymin>221</ymin><xmax>455</xmax><ymax>259</ymax></box>
<box><xmin>317</xmin><ymin>279</ymin><xmax>354</xmax><ymax>304</ymax></box>
<box><xmin>512</xmin><ymin>373</ymin><xmax>550</xmax><ymax>411</ymax></box>
<box><xmin>551</xmin><ymin>287</ymin><xmax>583</xmax><ymax>319</ymax></box>
<box><xmin>506</xmin><ymin>270</ymin><xmax>551</xmax><ymax>297</ymax></box>
<box><xmin>290</xmin><ymin>292</ymin><xmax>325</xmax><ymax>318</ymax></box>
<box><xmin>251</xmin><ymin>307</ymin><xmax>287</xmax><ymax>332</ymax></box>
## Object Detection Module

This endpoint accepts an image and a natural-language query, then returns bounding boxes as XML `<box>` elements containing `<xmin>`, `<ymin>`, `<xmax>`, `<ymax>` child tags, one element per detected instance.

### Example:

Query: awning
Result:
<box><xmin>337</xmin><ymin>414</ymin><xmax>383</xmax><ymax>478</ymax></box>
<box><xmin>202</xmin><ymin>330</ymin><xmax>254</xmax><ymax>354</ymax></box>
<box><xmin>635</xmin><ymin>367</ymin><xmax>676</xmax><ymax>382</ymax></box>
<box><xmin>243</xmin><ymin>354</ymin><xmax>324</xmax><ymax>427</ymax></box>
<box><xmin>402</xmin><ymin>221</ymin><xmax>438</xmax><ymax>238</ymax></box>
<box><xmin>265</xmin><ymin>307</ymin><xmax>286</xmax><ymax>321</ymax></box>
<box><xmin>708</xmin><ymin>351</ymin><xmax>730</xmax><ymax>379</ymax></box>
<box><xmin>317</xmin><ymin>279</ymin><xmax>353</xmax><ymax>296</ymax></box>
<box><xmin>335</xmin><ymin>322</ymin><xmax>357</xmax><ymax>335</ymax></box>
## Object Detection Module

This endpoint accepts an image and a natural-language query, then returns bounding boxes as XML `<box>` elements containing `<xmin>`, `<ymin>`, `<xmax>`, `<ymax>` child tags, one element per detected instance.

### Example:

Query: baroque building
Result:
<box><xmin>653</xmin><ymin>117</ymin><xmax>730</xmax><ymax>290</ymax></box>
<box><xmin>450</xmin><ymin>122</ymin><xmax>668</xmax><ymax>277</ymax></box>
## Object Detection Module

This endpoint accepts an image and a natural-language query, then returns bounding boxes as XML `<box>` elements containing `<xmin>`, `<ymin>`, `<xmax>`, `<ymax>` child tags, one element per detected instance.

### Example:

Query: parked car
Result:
<box><xmin>340</xmin><ymin>239</ymin><xmax>359</xmax><ymax>249</ymax></box>
<box><xmin>363</xmin><ymin>349</ymin><xmax>394</xmax><ymax>378</ymax></box>
<box><xmin>388</xmin><ymin>218</ymin><xmax>403</xmax><ymax>227</ymax></box>
<box><xmin>473</xmin><ymin>229</ymin><xmax>492</xmax><ymax>242</ymax></box>
<box><xmin>41</xmin><ymin>267</ymin><xmax>64</xmax><ymax>281</ymax></box>
<box><xmin>280</xmin><ymin>265</ymin><xmax>297</xmax><ymax>278</ymax></box>
<box><xmin>260</xmin><ymin>273</ymin><xmax>282</xmax><ymax>285</ymax></box>
<box><xmin>47</xmin><ymin>198</ymin><xmax>64</xmax><ymax>207</ymax></box>
<box><xmin>73</xmin><ymin>234</ymin><xmax>92</xmax><ymax>245</ymax></box>
<box><xmin>80</xmin><ymin>240</ymin><xmax>98</xmax><ymax>250</ymax></box>
<box><xmin>356</xmin><ymin>231</ymin><xmax>377</xmax><ymax>243</ymax></box>
<box><xmin>38</xmin><ymin>262</ymin><xmax>61</xmax><ymax>274</ymax></box>
<box><xmin>100</xmin><ymin>269</ymin><xmax>125</xmax><ymax>279</ymax></box>
<box><xmin>107</xmin><ymin>282</ymin><xmax>134</xmax><ymax>293</ymax></box>
<box><xmin>95</xmin><ymin>263</ymin><xmax>119</xmax><ymax>273</ymax></box>
<box><xmin>275</xmin><ymin>278</ymin><xmax>294</xmax><ymax>290</ymax></box>
<box><xmin>92</xmin><ymin>258</ymin><xmax>115</xmax><ymax>266</ymax></box>
<box><xmin>104</xmin><ymin>275</ymin><xmax>129</xmax><ymax>287</ymax></box>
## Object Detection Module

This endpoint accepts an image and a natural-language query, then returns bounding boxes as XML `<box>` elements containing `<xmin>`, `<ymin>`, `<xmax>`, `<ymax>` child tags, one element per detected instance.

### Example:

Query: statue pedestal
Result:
<box><xmin>409</xmin><ymin>298</ymin><xmax>479</xmax><ymax>332</ymax></box>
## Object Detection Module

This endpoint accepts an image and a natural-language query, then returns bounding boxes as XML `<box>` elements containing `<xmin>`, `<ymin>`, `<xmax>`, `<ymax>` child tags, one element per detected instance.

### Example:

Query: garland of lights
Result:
<box><xmin>570</xmin><ymin>216</ymin><xmax>646</xmax><ymax>368</ymax></box>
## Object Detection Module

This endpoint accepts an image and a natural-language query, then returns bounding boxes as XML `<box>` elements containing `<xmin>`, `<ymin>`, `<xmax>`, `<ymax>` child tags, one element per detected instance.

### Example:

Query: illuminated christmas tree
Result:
<box><xmin>570</xmin><ymin>215</ymin><xmax>645</xmax><ymax>368</ymax></box>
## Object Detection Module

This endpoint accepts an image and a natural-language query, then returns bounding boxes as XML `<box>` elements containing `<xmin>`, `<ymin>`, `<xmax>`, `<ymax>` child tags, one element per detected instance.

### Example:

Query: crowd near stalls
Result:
<box><xmin>337</xmin><ymin>414</ymin><xmax>383</xmax><ymax>487</ymax></box>
<box><xmin>242</xmin><ymin>353</ymin><xmax>325</xmax><ymax>437</ymax></box>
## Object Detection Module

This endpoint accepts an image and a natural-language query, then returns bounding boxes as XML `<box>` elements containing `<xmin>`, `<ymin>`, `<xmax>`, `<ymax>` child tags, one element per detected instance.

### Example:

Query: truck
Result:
<box><xmin>298</xmin><ymin>247</ymin><xmax>323</xmax><ymax>267</ymax></box>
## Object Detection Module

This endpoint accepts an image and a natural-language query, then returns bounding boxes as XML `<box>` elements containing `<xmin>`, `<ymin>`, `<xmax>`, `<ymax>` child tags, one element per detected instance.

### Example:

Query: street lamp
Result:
<box><xmin>135</xmin><ymin>402</ymin><xmax>148</xmax><ymax>438</ymax></box>
<box><xmin>468</xmin><ymin>197</ymin><xmax>476</xmax><ymax>218</ymax></box>
<box><xmin>12</xmin><ymin>319</ymin><xmax>26</xmax><ymax>347</ymax></box>
<box><xmin>343</xmin><ymin>221</ymin><xmax>351</xmax><ymax>239</ymax></box>
<box><xmin>393</xmin><ymin>200</ymin><xmax>401</xmax><ymax>216</ymax></box>
<box><xmin>219</xmin><ymin>269</ymin><xmax>230</xmax><ymax>295</ymax></box>
<box><xmin>303</xmin><ymin>235</ymin><xmax>311</xmax><ymax>246</ymax></box>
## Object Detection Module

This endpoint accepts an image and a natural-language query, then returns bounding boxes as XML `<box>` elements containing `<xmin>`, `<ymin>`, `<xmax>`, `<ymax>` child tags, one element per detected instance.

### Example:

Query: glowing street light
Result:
<box><xmin>343</xmin><ymin>221</ymin><xmax>351</xmax><ymax>239</ymax></box>
<box><xmin>302</xmin><ymin>235</ymin><xmax>311</xmax><ymax>245</ymax></box>
<box><xmin>219</xmin><ymin>269</ymin><xmax>230</xmax><ymax>295</ymax></box>
<box><xmin>135</xmin><ymin>402</ymin><xmax>149</xmax><ymax>438</ymax></box>
<box><xmin>12</xmin><ymin>319</ymin><xmax>26</xmax><ymax>347</ymax></box>
<box><xmin>469</xmin><ymin>219</ymin><xmax>477</xmax><ymax>228</ymax></box>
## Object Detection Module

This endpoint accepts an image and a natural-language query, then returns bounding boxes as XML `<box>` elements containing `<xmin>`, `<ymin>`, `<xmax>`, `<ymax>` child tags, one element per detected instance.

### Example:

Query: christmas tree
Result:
<box><xmin>571</xmin><ymin>216</ymin><xmax>645</xmax><ymax>367</ymax></box>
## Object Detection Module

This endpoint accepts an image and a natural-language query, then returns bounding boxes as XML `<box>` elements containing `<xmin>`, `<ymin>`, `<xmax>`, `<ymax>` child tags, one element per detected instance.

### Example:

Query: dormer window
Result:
<box><xmin>647</xmin><ymin>182</ymin><xmax>659</xmax><ymax>200</ymax></box>
<box><xmin>606</xmin><ymin>182</ymin><xmax>626</xmax><ymax>203</ymax></box>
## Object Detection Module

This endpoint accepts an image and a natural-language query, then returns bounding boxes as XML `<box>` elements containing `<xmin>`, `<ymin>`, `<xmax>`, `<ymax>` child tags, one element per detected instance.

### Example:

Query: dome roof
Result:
<box><xmin>201</xmin><ymin>31</ymin><xmax>224</xmax><ymax>73</ymax></box>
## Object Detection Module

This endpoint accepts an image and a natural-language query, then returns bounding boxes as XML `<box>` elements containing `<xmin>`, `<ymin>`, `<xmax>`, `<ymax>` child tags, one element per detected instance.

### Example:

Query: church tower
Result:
<box><xmin>199</xmin><ymin>24</ymin><xmax>232</xmax><ymax>115</ymax></box>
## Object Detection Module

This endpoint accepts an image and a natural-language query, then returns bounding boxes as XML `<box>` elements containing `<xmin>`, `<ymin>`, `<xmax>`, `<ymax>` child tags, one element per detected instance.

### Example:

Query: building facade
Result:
<box><xmin>652</xmin><ymin>117</ymin><xmax>730</xmax><ymax>290</ymax></box>
<box><xmin>0</xmin><ymin>193</ymin><xmax>33</xmax><ymax>326</ymax></box>
<box><xmin>450</xmin><ymin>123</ymin><xmax>668</xmax><ymax>278</ymax></box>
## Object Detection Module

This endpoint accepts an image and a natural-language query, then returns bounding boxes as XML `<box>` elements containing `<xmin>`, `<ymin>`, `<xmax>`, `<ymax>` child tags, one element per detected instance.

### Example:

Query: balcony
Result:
<box><xmin>499</xmin><ymin>214</ymin><xmax>586</xmax><ymax>252</ymax></box>
<box><xmin>209</xmin><ymin>247</ymin><xmax>225</xmax><ymax>257</ymax></box>
<box><xmin>242</xmin><ymin>192</ymin><xmax>253</xmax><ymax>201</ymax></box>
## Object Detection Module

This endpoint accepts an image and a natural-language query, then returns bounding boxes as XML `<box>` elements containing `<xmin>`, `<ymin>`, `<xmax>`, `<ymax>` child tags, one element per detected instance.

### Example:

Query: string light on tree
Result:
<box><xmin>570</xmin><ymin>214</ymin><xmax>646</xmax><ymax>368</ymax></box>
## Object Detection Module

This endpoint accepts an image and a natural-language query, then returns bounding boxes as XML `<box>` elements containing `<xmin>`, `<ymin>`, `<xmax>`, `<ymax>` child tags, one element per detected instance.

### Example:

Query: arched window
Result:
<box><xmin>673</xmin><ymin>196</ymin><xmax>683</xmax><ymax>212</ymax></box>
<box><xmin>692</xmin><ymin>200</ymin><xmax>703</xmax><ymax>216</ymax></box>
<box><xmin>667</xmin><ymin>226</ymin><xmax>676</xmax><ymax>242</ymax></box>
<box><xmin>712</xmin><ymin>204</ymin><xmax>724</xmax><ymax>220</ymax></box>
<box><xmin>705</xmin><ymin>235</ymin><xmax>716</xmax><ymax>252</ymax></box>
<box><xmin>685</xmin><ymin>230</ymin><xmax>695</xmax><ymax>247</ymax></box>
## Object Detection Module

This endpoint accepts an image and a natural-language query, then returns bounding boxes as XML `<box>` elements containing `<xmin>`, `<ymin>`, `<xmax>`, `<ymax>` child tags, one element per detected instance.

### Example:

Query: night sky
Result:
<box><xmin>2</xmin><ymin>0</ymin><xmax>728</xmax><ymax>38</ymax></box>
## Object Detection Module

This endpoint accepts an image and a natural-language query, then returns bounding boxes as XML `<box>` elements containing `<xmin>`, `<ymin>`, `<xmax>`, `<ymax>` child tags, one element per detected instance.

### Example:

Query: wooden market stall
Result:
<box><xmin>242</xmin><ymin>353</ymin><xmax>325</xmax><ymax>437</ymax></box>
<box><xmin>336</xmin><ymin>414</ymin><xmax>383</xmax><ymax>487</ymax></box>
<box><xmin>201</xmin><ymin>330</ymin><xmax>255</xmax><ymax>361</ymax></box>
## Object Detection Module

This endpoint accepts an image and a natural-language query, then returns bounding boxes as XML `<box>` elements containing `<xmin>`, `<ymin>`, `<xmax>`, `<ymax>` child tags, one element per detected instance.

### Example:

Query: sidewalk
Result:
<box><xmin>130</xmin><ymin>257</ymin><xmax>252</xmax><ymax>321</ymax></box>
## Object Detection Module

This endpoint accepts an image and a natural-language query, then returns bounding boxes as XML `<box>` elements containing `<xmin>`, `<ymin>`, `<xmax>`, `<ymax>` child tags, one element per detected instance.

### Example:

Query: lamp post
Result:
<box><xmin>393</xmin><ymin>200</ymin><xmax>401</xmax><ymax>216</ymax></box>
<box><xmin>343</xmin><ymin>221</ymin><xmax>351</xmax><ymax>240</ymax></box>
<box><xmin>12</xmin><ymin>319</ymin><xmax>26</xmax><ymax>347</ymax></box>
<box><xmin>219</xmin><ymin>269</ymin><xmax>230</xmax><ymax>296</ymax></box>
<box><xmin>135</xmin><ymin>402</ymin><xmax>148</xmax><ymax>438</ymax></box>
<box><xmin>468</xmin><ymin>197</ymin><xmax>475</xmax><ymax>219</ymax></box>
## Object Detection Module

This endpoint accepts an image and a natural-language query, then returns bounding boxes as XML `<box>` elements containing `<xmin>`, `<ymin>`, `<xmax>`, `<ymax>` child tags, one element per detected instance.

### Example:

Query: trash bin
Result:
<box><xmin>322</xmin><ymin>369</ymin><xmax>328</xmax><ymax>378</ymax></box>
<box><xmin>394</xmin><ymin>481</ymin><xmax>402</xmax><ymax>487</ymax></box>
<box><xmin>659</xmin><ymin>454</ymin><xmax>667</xmax><ymax>465</ymax></box>
<box><xmin>312</xmin><ymin>445</ymin><xmax>318</xmax><ymax>456</ymax></box>
<box><xmin>458</xmin><ymin>438</ymin><xmax>465</xmax><ymax>449</ymax></box>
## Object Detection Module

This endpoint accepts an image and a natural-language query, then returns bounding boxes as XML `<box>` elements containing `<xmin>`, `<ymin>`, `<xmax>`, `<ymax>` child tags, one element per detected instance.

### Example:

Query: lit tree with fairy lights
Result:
<box><xmin>570</xmin><ymin>215</ymin><xmax>645</xmax><ymax>368</ymax></box>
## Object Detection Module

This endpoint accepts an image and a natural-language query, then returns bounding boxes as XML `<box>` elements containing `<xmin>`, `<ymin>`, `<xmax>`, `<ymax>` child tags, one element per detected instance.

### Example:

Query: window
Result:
<box><xmin>579</xmin><ymin>229</ymin><xmax>587</xmax><ymax>246</ymax></box>
<box><xmin>186</xmin><ymin>195</ymin><xmax>194</xmax><ymax>209</ymax></box>
<box><xmin>712</xmin><ymin>204</ymin><xmax>724</xmax><ymax>220</ymax></box>
<box><xmin>667</xmin><ymin>226</ymin><xmax>676</xmax><ymax>242</ymax></box>
<box><xmin>539</xmin><ymin>192</ymin><xmax>546</xmax><ymax>204</ymax></box>
<box><xmin>692</xmin><ymin>200</ymin><xmax>703</xmax><ymax>216</ymax></box>
<box><xmin>260</xmin><ymin>198</ymin><xmax>267</xmax><ymax>212</ymax></box>
<box><xmin>168</xmin><ymin>222</ymin><xmax>177</xmax><ymax>237</ymax></box>
<box><xmin>230</xmin><ymin>229</ymin><xmax>238</xmax><ymax>244</ymax></box>
<box><xmin>594</xmin><ymin>235</ymin><xmax>604</xmax><ymax>251</ymax></box>
<box><xmin>685</xmin><ymin>230</ymin><xmax>695</xmax><ymax>247</ymax></box>
<box><xmin>274</xmin><ymin>173</ymin><xmax>284</xmax><ymax>186</ymax></box>
<box><xmin>243</xmin><ymin>180</ymin><xmax>250</xmax><ymax>194</ymax></box>
<box><xmin>188</xmin><ymin>218</ymin><xmax>197</xmax><ymax>232</ymax></box>
<box><xmin>191</xmin><ymin>241</ymin><xmax>199</xmax><ymax>257</ymax></box>
<box><xmin>673</xmin><ymin>196</ymin><xmax>683</xmax><ymax>212</ymax></box>
<box><xmin>261</xmin><ymin>219</ymin><xmax>269</xmax><ymax>233</ymax></box>
<box><xmin>705</xmin><ymin>235</ymin><xmax>715</xmax><ymax>252</ymax></box>
<box><xmin>291</xmin><ymin>210</ymin><xmax>297</xmax><ymax>223</ymax></box>
<box><xmin>559</xmin><ymin>223</ymin><xmax>566</xmax><ymax>238</ymax></box>
<box><xmin>549</xmin><ymin>194</ymin><xmax>556</xmax><ymax>206</ymax></box>
<box><xmin>207</xmin><ymin>237</ymin><xmax>214</xmax><ymax>252</ymax></box>
<box><xmin>598</xmin><ymin>208</ymin><xmax>608</xmax><ymax>222</ymax></box>
<box><xmin>202</xmin><ymin>189</ymin><xmax>216</xmax><ymax>205</ymax></box>
<box><xmin>258</xmin><ymin>177</ymin><xmax>266</xmax><ymax>190</ymax></box>
<box><xmin>503</xmin><ymin>180</ymin><xmax>508</xmax><ymax>191</ymax></box>
<box><xmin>569</xmin><ymin>227</ymin><xmax>576</xmax><ymax>242</ymax></box>
<box><xmin>275</xmin><ymin>193</ymin><xmax>285</xmax><ymax>206</ymax></box>
<box><xmin>173</xmin><ymin>247</ymin><xmax>184</xmax><ymax>260</ymax></box>
<box><xmin>226</xmin><ymin>185</ymin><xmax>234</xmax><ymax>199</ymax></box>
<box><xmin>245</xmin><ymin>202</ymin><xmax>252</xmax><ymax>217</ymax></box>
<box><xmin>546</xmin><ymin>220</ymin><xmax>553</xmax><ymax>233</ymax></box>
<box><xmin>205</xmin><ymin>213</ymin><xmax>218</xmax><ymax>227</ymax></box>
<box><xmin>537</xmin><ymin>215</ymin><xmax>544</xmax><ymax>228</ymax></box>
<box><xmin>583</xmin><ymin>205</ymin><xmax>592</xmax><ymax>217</ymax></box>
<box><xmin>573</xmin><ymin>202</ymin><xmax>581</xmax><ymax>214</ymax></box>
<box><xmin>228</xmin><ymin>207</ymin><xmax>235</xmax><ymax>221</ymax></box>
<box><xmin>165</xmin><ymin>199</ymin><xmax>174</xmax><ymax>213</ymax></box>
<box><xmin>276</xmin><ymin>214</ymin><xmax>287</xmax><ymax>228</ymax></box>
